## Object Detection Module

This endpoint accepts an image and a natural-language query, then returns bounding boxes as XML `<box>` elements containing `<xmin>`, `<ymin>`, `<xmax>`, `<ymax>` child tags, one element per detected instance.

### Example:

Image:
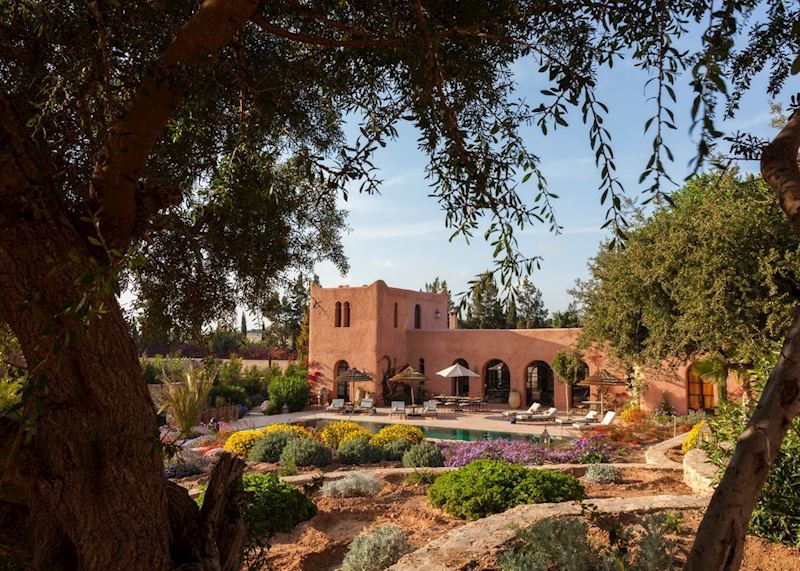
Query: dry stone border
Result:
<box><xmin>644</xmin><ymin>431</ymin><xmax>687</xmax><ymax>468</ymax></box>
<box><xmin>683</xmin><ymin>448</ymin><xmax>717</xmax><ymax>496</ymax></box>
<box><xmin>387</xmin><ymin>494</ymin><xmax>709</xmax><ymax>571</ymax></box>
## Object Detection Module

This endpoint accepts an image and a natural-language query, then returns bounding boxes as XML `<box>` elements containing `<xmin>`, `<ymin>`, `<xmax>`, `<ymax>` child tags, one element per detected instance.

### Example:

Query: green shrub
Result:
<box><xmin>585</xmin><ymin>464</ymin><xmax>623</xmax><ymax>484</ymax></box>
<box><xmin>155</xmin><ymin>370</ymin><xmax>211</xmax><ymax>436</ymax></box>
<box><xmin>0</xmin><ymin>373</ymin><xmax>23</xmax><ymax>414</ymax></box>
<box><xmin>279</xmin><ymin>438</ymin><xmax>333</xmax><ymax>468</ymax></box>
<box><xmin>383</xmin><ymin>439</ymin><xmax>412</xmax><ymax>461</ymax></box>
<box><xmin>499</xmin><ymin>512</ymin><xmax>680</xmax><ymax>571</ymax></box>
<box><xmin>208</xmin><ymin>328</ymin><xmax>242</xmax><ymax>357</ymax></box>
<box><xmin>337</xmin><ymin>435</ymin><xmax>383</xmax><ymax>465</ymax></box>
<box><xmin>217</xmin><ymin>355</ymin><xmax>243</xmax><ymax>385</ymax></box>
<box><xmin>141</xmin><ymin>355</ymin><xmax>185</xmax><ymax>384</ymax></box>
<box><xmin>427</xmin><ymin>459</ymin><xmax>585</xmax><ymax>520</ymax></box>
<box><xmin>267</xmin><ymin>374</ymin><xmax>310</xmax><ymax>413</ymax></box>
<box><xmin>248</xmin><ymin>431</ymin><xmax>298</xmax><ymax>463</ymax></box>
<box><xmin>703</xmin><ymin>348</ymin><xmax>800</xmax><ymax>547</ymax></box>
<box><xmin>321</xmin><ymin>473</ymin><xmax>382</xmax><ymax>497</ymax></box>
<box><xmin>208</xmin><ymin>384</ymin><xmax>247</xmax><ymax>407</ymax></box>
<box><xmin>404</xmin><ymin>469</ymin><xmax>438</xmax><ymax>486</ymax></box>
<box><xmin>197</xmin><ymin>473</ymin><xmax>316</xmax><ymax>537</ymax></box>
<box><xmin>341</xmin><ymin>526</ymin><xmax>412</xmax><ymax>571</ymax></box>
<box><xmin>402</xmin><ymin>441</ymin><xmax>444</xmax><ymax>468</ymax></box>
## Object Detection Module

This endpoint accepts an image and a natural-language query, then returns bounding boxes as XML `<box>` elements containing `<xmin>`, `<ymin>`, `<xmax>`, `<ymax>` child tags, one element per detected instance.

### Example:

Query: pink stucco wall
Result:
<box><xmin>308</xmin><ymin>280</ymin><xmax>715</xmax><ymax>414</ymax></box>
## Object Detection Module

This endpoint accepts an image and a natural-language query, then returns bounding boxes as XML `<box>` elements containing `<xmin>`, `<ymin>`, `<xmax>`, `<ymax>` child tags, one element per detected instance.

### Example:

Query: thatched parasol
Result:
<box><xmin>389</xmin><ymin>366</ymin><xmax>428</xmax><ymax>405</ymax></box>
<box><xmin>577</xmin><ymin>369</ymin><xmax>626</xmax><ymax>415</ymax></box>
<box><xmin>335</xmin><ymin>367</ymin><xmax>373</xmax><ymax>402</ymax></box>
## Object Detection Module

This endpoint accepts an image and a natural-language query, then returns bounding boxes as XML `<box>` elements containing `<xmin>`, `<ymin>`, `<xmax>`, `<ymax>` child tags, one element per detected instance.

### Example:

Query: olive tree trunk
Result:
<box><xmin>685</xmin><ymin>112</ymin><xmax>800</xmax><ymax>569</ymax></box>
<box><xmin>0</xmin><ymin>0</ymin><xmax>259</xmax><ymax>568</ymax></box>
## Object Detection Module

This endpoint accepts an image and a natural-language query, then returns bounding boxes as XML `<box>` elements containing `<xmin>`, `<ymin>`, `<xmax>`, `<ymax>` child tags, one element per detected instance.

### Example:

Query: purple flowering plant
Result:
<box><xmin>437</xmin><ymin>434</ymin><xmax>620</xmax><ymax>468</ymax></box>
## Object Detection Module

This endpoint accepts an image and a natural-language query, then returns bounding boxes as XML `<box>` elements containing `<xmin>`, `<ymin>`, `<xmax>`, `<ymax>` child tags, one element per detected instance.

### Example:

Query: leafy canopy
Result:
<box><xmin>575</xmin><ymin>171</ymin><xmax>800</xmax><ymax>366</ymax></box>
<box><xmin>4</xmin><ymin>0</ymin><xmax>797</xmax><ymax>329</ymax></box>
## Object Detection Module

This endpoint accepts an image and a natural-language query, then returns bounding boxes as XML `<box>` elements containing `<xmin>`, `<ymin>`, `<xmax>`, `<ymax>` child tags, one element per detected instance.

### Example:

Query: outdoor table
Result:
<box><xmin>406</xmin><ymin>404</ymin><xmax>422</xmax><ymax>417</ymax></box>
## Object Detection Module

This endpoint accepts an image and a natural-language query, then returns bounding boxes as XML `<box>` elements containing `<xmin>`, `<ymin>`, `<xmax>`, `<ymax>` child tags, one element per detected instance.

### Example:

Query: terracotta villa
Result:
<box><xmin>308</xmin><ymin>280</ymin><xmax>728</xmax><ymax>414</ymax></box>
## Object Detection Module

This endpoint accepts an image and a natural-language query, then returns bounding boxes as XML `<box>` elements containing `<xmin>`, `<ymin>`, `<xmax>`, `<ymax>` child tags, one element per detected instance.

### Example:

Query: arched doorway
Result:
<box><xmin>334</xmin><ymin>360</ymin><xmax>350</xmax><ymax>401</ymax></box>
<box><xmin>452</xmin><ymin>358</ymin><xmax>471</xmax><ymax>396</ymax></box>
<box><xmin>688</xmin><ymin>363</ymin><xmax>716</xmax><ymax>411</ymax></box>
<box><xmin>526</xmin><ymin>361</ymin><xmax>554</xmax><ymax>407</ymax></box>
<box><xmin>571</xmin><ymin>361</ymin><xmax>591</xmax><ymax>408</ymax></box>
<box><xmin>484</xmin><ymin>359</ymin><xmax>510</xmax><ymax>403</ymax></box>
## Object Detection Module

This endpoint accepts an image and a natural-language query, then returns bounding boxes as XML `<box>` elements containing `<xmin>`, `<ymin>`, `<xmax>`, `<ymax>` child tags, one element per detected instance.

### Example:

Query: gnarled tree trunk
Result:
<box><xmin>685</xmin><ymin>112</ymin><xmax>800</xmax><ymax>569</ymax></box>
<box><xmin>0</xmin><ymin>0</ymin><xmax>259</xmax><ymax>568</ymax></box>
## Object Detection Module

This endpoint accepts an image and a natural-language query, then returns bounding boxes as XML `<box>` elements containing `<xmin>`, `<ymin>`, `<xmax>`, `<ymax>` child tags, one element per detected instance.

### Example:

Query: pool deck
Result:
<box><xmin>225</xmin><ymin>405</ymin><xmax>585</xmax><ymax>438</ymax></box>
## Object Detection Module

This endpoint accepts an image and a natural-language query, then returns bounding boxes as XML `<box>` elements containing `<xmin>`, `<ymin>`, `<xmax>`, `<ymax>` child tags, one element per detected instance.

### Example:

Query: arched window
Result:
<box><xmin>525</xmin><ymin>361</ymin><xmax>554</xmax><ymax>407</ymax></box>
<box><xmin>418</xmin><ymin>358</ymin><xmax>425</xmax><ymax>374</ymax></box>
<box><xmin>414</xmin><ymin>304</ymin><xmax>421</xmax><ymax>329</ymax></box>
<box><xmin>484</xmin><ymin>359</ymin><xmax>510</xmax><ymax>403</ymax></box>
<box><xmin>452</xmin><ymin>358</ymin><xmax>470</xmax><ymax>396</ymax></box>
<box><xmin>334</xmin><ymin>360</ymin><xmax>350</xmax><ymax>400</ymax></box>
<box><xmin>688</xmin><ymin>363</ymin><xmax>716</xmax><ymax>411</ymax></box>
<box><xmin>571</xmin><ymin>361</ymin><xmax>591</xmax><ymax>408</ymax></box>
<box><xmin>334</xmin><ymin>302</ymin><xmax>342</xmax><ymax>327</ymax></box>
<box><xmin>343</xmin><ymin>301</ymin><xmax>351</xmax><ymax>327</ymax></box>
<box><xmin>393</xmin><ymin>303</ymin><xmax>398</xmax><ymax>328</ymax></box>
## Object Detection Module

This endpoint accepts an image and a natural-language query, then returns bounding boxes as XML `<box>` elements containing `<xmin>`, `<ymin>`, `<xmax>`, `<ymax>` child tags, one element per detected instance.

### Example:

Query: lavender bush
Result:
<box><xmin>438</xmin><ymin>435</ymin><xmax>619</xmax><ymax>468</ymax></box>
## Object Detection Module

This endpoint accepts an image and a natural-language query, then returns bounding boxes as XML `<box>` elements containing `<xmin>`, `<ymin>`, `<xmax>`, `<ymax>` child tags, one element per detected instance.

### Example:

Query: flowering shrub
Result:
<box><xmin>320</xmin><ymin>421</ymin><xmax>371</xmax><ymax>449</ymax></box>
<box><xmin>437</xmin><ymin>436</ymin><xmax>619</xmax><ymax>468</ymax></box>
<box><xmin>223</xmin><ymin>423</ymin><xmax>313</xmax><ymax>457</ymax></box>
<box><xmin>620</xmin><ymin>407</ymin><xmax>648</xmax><ymax>423</ymax></box>
<box><xmin>428</xmin><ymin>459</ymin><xmax>585</xmax><ymax>520</ymax></box>
<box><xmin>682</xmin><ymin>420</ymin><xmax>706</xmax><ymax>454</ymax></box>
<box><xmin>369</xmin><ymin>425</ymin><xmax>424</xmax><ymax>449</ymax></box>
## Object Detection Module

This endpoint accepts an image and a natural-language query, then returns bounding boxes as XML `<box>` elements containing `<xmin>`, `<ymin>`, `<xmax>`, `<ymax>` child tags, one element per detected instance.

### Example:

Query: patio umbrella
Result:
<box><xmin>389</xmin><ymin>366</ymin><xmax>428</xmax><ymax>405</ymax></box>
<box><xmin>577</xmin><ymin>369</ymin><xmax>626</xmax><ymax>415</ymax></box>
<box><xmin>436</xmin><ymin>363</ymin><xmax>479</xmax><ymax>396</ymax></box>
<box><xmin>335</xmin><ymin>367</ymin><xmax>373</xmax><ymax>402</ymax></box>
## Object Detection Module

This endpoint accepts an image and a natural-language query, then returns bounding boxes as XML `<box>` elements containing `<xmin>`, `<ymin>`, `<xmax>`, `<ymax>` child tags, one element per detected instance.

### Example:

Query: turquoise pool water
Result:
<box><xmin>297</xmin><ymin>418</ymin><xmax>563</xmax><ymax>443</ymax></box>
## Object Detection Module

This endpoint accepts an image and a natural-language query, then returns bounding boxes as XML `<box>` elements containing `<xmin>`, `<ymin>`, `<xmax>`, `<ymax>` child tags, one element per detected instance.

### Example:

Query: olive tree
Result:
<box><xmin>0</xmin><ymin>1</ymin><xmax>797</xmax><ymax>569</ymax></box>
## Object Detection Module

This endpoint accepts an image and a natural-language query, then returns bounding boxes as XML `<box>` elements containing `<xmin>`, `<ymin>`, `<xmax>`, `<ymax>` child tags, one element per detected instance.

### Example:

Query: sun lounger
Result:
<box><xmin>355</xmin><ymin>398</ymin><xmax>376</xmax><ymax>414</ymax></box>
<box><xmin>556</xmin><ymin>409</ymin><xmax>598</xmax><ymax>426</ymax></box>
<box><xmin>503</xmin><ymin>402</ymin><xmax>541</xmax><ymax>418</ymax></box>
<box><xmin>574</xmin><ymin>410</ymin><xmax>617</xmax><ymax>430</ymax></box>
<box><xmin>421</xmin><ymin>400</ymin><xmax>438</xmax><ymax>418</ymax></box>
<box><xmin>518</xmin><ymin>407</ymin><xmax>557</xmax><ymax>422</ymax></box>
<box><xmin>326</xmin><ymin>398</ymin><xmax>345</xmax><ymax>412</ymax></box>
<box><xmin>390</xmin><ymin>401</ymin><xmax>406</xmax><ymax>418</ymax></box>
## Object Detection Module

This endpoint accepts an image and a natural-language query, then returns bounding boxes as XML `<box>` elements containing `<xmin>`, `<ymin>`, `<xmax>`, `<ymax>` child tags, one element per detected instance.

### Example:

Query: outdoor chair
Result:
<box><xmin>518</xmin><ymin>407</ymin><xmax>557</xmax><ymax>422</ymax></box>
<box><xmin>574</xmin><ymin>410</ymin><xmax>617</xmax><ymax>430</ymax></box>
<box><xmin>355</xmin><ymin>398</ymin><xmax>376</xmax><ymax>415</ymax></box>
<box><xmin>421</xmin><ymin>400</ymin><xmax>438</xmax><ymax>418</ymax></box>
<box><xmin>556</xmin><ymin>409</ymin><xmax>598</xmax><ymax>426</ymax></box>
<box><xmin>503</xmin><ymin>402</ymin><xmax>541</xmax><ymax>418</ymax></box>
<box><xmin>390</xmin><ymin>401</ymin><xmax>406</xmax><ymax>418</ymax></box>
<box><xmin>326</xmin><ymin>398</ymin><xmax>345</xmax><ymax>413</ymax></box>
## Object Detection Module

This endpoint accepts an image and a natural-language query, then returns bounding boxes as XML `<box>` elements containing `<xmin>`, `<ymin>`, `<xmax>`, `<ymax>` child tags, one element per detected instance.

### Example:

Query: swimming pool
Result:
<box><xmin>297</xmin><ymin>417</ymin><xmax>564</xmax><ymax>443</ymax></box>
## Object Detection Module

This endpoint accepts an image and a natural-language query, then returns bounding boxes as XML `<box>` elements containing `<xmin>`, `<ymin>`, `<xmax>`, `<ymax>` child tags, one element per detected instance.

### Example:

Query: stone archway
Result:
<box><xmin>525</xmin><ymin>360</ymin><xmax>554</xmax><ymax>407</ymax></box>
<box><xmin>484</xmin><ymin>359</ymin><xmax>510</xmax><ymax>403</ymax></box>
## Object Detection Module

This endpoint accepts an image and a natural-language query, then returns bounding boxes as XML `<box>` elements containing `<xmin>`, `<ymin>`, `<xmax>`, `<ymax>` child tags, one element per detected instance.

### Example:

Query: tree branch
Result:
<box><xmin>88</xmin><ymin>0</ymin><xmax>261</xmax><ymax>250</ymax></box>
<box><xmin>685</xmin><ymin>111</ymin><xmax>800</xmax><ymax>570</ymax></box>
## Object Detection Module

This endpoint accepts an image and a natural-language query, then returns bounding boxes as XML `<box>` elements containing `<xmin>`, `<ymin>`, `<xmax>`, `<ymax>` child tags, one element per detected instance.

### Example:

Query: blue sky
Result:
<box><xmin>313</xmin><ymin>54</ymin><xmax>779</xmax><ymax>313</ymax></box>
